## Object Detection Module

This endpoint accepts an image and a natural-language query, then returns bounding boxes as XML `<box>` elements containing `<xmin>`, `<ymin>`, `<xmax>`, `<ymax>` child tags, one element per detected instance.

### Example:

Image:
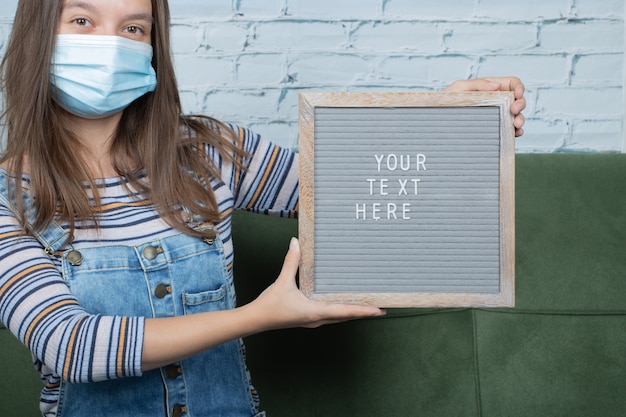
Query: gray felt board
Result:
<box><xmin>313</xmin><ymin>106</ymin><xmax>501</xmax><ymax>293</ymax></box>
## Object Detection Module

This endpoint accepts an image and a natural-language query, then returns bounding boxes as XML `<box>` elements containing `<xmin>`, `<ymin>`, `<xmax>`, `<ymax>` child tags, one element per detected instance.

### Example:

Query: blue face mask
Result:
<box><xmin>50</xmin><ymin>34</ymin><xmax>158</xmax><ymax>119</ymax></box>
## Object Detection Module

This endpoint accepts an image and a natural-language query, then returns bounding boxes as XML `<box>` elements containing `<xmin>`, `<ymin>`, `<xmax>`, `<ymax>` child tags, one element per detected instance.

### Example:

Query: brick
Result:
<box><xmin>169</xmin><ymin>1</ymin><xmax>234</xmax><ymax>18</ymax></box>
<box><xmin>352</xmin><ymin>22</ymin><xmax>442</xmax><ymax>53</ymax></box>
<box><xmin>384</xmin><ymin>0</ymin><xmax>475</xmax><ymax>19</ymax></box>
<box><xmin>571</xmin><ymin>54</ymin><xmax>623</xmax><ymax>86</ymax></box>
<box><xmin>201</xmin><ymin>22</ymin><xmax>250</xmax><ymax>52</ymax></box>
<box><xmin>566</xmin><ymin>120</ymin><xmax>624</xmax><ymax>152</ymax></box>
<box><xmin>237</xmin><ymin>0</ymin><xmax>286</xmax><ymax>18</ymax></box>
<box><xmin>476</xmin><ymin>0</ymin><xmax>571</xmax><ymax>20</ymax></box>
<box><xmin>537</xmin><ymin>87</ymin><xmax>623</xmax><ymax>118</ymax></box>
<box><xmin>201</xmin><ymin>89</ymin><xmax>282</xmax><ymax>121</ymax></box>
<box><xmin>514</xmin><ymin>119</ymin><xmax>567</xmax><ymax>153</ymax></box>
<box><xmin>377</xmin><ymin>55</ymin><xmax>475</xmax><ymax>86</ymax></box>
<box><xmin>0</xmin><ymin>2</ymin><xmax>17</xmax><ymax>16</ymax></box>
<box><xmin>236</xmin><ymin>53</ymin><xmax>286</xmax><ymax>84</ymax></box>
<box><xmin>477</xmin><ymin>55</ymin><xmax>569</xmax><ymax>85</ymax></box>
<box><xmin>287</xmin><ymin>53</ymin><xmax>373</xmax><ymax>85</ymax></box>
<box><xmin>574</xmin><ymin>0</ymin><xmax>624</xmax><ymax>18</ymax></box>
<box><xmin>250</xmin><ymin>21</ymin><xmax>347</xmax><ymax>51</ymax></box>
<box><xmin>170</xmin><ymin>24</ymin><xmax>201</xmax><ymax>55</ymax></box>
<box><xmin>445</xmin><ymin>23</ymin><xmax>537</xmax><ymax>53</ymax></box>
<box><xmin>173</xmin><ymin>55</ymin><xmax>234</xmax><ymax>88</ymax></box>
<box><xmin>540</xmin><ymin>21</ymin><xmax>624</xmax><ymax>52</ymax></box>
<box><xmin>286</xmin><ymin>0</ymin><xmax>381</xmax><ymax>19</ymax></box>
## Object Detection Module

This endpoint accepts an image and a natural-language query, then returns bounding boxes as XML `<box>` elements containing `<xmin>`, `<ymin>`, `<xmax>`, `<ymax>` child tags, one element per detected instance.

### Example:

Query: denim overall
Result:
<box><xmin>0</xmin><ymin>175</ymin><xmax>264</xmax><ymax>417</ymax></box>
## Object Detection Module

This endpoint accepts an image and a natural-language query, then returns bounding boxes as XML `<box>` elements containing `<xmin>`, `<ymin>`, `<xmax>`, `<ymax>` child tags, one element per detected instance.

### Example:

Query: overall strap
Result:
<box><xmin>0</xmin><ymin>173</ymin><xmax>70</xmax><ymax>255</ymax></box>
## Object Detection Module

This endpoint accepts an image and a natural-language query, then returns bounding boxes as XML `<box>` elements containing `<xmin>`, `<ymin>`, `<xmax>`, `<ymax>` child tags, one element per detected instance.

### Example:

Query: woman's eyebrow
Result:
<box><xmin>126</xmin><ymin>13</ymin><xmax>154</xmax><ymax>24</ymax></box>
<box><xmin>62</xmin><ymin>0</ymin><xmax>96</xmax><ymax>13</ymax></box>
<box><xmin>61</xmin><ymin>1</ymin><xmax>154</xmax><ymax>24</ymax></box>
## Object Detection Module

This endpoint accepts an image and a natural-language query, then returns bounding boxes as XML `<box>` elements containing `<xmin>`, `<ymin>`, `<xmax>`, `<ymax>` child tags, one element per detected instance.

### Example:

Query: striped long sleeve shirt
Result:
<box><xmin>0</xmin><ymin>126</ymin><xmax>298</xmax><ymax>415</ymax></box>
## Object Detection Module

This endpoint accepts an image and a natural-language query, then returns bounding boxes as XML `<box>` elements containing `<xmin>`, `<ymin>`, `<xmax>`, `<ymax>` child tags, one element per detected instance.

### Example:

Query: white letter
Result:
<box><xmin>367</xmin><ymin>179</ymin><xmax>376</xmax><ymax>195</ymax></box>
<box><xmin>412</xmin><ymin>179</ymin><xmax>421</xmax><ymax>195</ymax></box>
<box><xmin>372</xmin><ymin>203</ymin><xmax>381</xmax><ymax>221</ymax></box>
<box><xmin>400</xmin><ymin>155</ymin><xmax>410</xmax><ymax>171</ymax></box>
<box><xmin>387</xmin><ymin>154</ymin><xmax>398</xmax><ymax>171</ymax></box>
<box><xmin>398</xmin><ymin>179</ymin><xmax>408</xmax><ymax>196</ymax></box>
<box><xmin>375</xmin><ymin>154</ymin><xmax>384</xmax><ymax>171</ymax></box>
<box><xmin>380</xmin><ymin>179</ymin><xmax>388</xmax><ymax>196</ymax></box>
<box><xmin>387</xmin><ymin>203</ymin><xmax>398</xmax><ymax>220</ymax></box>
<box><xmin>417</xmin><ymin>154</ymin><xmax>427</xmax><ymax>171</ymax></box>
<box><xmin>356</xmin><ymin>204</ymin><xmax>366</xmax><ymax>220</ymax></box>
<box><xmin>402</xmin><ymin>203</ymin><xmax>411</xmax><ymax>220</ymax></box>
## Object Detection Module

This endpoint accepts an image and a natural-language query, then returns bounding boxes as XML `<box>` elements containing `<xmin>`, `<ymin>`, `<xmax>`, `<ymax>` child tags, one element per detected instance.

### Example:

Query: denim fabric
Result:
<box><xmin>53</xmin><ymin>231</ymin><xmax>263</xmax><ymax>417</ymax></box>
<box><xmin>54</xmin><ymin>232</ymin><xmax>265</xmax><ymax>417</ymax></box>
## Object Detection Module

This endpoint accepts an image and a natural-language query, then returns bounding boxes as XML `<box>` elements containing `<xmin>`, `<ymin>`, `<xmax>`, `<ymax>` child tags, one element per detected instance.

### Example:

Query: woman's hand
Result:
<box><xmin>251</xmin><ymin>238</ymin><xmax>385</xmax><ymax>330</ymax></box>
<box><xmin>142</xmin><ymin>238</ymin><xmax>384</xmax><ymax>371</ymax></box>
<box><xmin>444</xmin><ymin>77</ymin><xmax>526</xmax><ymax>137</ymax></box>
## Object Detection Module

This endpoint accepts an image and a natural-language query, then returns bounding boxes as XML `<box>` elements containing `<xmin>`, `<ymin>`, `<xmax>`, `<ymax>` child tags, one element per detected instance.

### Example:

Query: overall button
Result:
<box><xmin>66</xmin><ymin>250</ymin><xmax>83</xmax><ymax>266</ymax></box>
<box><xmin>202</xmin><ymin>230</ymin><xmax>217</xmax><ymax>245</ymax></box>
<box><xmin>155</xmin><ymin>284</ymin><xmax>172</xmax><ymax>299</ymax></box>
<box><xmin>165</xmin><ymin>364</ymin><xmax>183</xmax><ymax>379</ymax></box>
<box><xmin>172</xmin><ymin>404</ymin><xmax>188</xmax><ymax>417</ymax></box>
<box><xmin>143</xmin><ymin>245</ymin><xmax>162</xmax><ymax>260</ymax></box>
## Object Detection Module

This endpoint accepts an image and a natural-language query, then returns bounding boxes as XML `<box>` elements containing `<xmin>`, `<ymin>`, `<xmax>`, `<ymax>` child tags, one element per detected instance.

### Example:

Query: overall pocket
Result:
<box><xmin>182</xmin><ymin>284</ymin><xmax>227</xmax><ymax>315</ymax></box>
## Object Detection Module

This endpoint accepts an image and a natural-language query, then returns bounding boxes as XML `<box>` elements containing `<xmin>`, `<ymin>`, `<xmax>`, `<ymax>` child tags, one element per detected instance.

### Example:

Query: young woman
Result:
<box><xmin>0</xmin><ymin>0</ymin><xmax>526</xmax><ymax>416</ymax></box>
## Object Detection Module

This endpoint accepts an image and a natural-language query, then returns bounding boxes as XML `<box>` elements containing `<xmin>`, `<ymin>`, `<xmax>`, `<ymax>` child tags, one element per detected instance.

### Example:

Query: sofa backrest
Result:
<box><xmin>2</xmin><ymin>154</ymin><xmax>625</xmax><ymax>416</ymax></box>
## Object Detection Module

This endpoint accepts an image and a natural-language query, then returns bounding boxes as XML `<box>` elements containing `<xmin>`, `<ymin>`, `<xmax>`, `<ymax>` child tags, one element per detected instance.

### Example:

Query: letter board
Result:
<box><xmin>298</xmin><ymin>92</ymin><xmax>515</xmax><ymax>308</ymax></box>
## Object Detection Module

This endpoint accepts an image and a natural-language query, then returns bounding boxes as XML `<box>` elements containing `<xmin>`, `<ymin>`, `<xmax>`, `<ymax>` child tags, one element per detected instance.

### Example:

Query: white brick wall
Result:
<box><xmin>0</xmin><ymin>0</ymin><xmax>624</xmax><ymax>152</ymax></box>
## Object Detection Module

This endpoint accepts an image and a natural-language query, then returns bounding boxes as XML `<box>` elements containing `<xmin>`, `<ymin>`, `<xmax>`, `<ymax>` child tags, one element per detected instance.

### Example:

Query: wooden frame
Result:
<box><xmin>298</xmin><ymin>91</ymin><xmax>515</xmax><ymax>308</ymax></box>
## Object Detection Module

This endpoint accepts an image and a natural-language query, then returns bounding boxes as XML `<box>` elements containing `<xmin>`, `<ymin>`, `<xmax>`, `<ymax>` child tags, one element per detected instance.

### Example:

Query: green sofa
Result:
<box><xmin>2</xmin><ymin>154</ymin><xmax>625</xmax><ymax>417</ymax></box>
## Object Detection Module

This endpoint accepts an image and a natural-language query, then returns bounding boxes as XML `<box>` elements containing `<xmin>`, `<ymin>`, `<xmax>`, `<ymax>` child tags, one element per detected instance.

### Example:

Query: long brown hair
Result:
<box><xmin>0</xmin><ymin>0</ymin><xmax>246</xmax><ymax>242</ymax></box>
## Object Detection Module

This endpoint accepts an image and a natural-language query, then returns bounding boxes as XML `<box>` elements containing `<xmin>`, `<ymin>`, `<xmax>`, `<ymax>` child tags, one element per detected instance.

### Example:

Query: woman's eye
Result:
<box><xmin>125</xmin><ymin>26</ymin><xmax>143</xmax><ymax>35</ymax></box>
<box><xmin>72</xmin><ymin>17</ymin><xmax>91</xmax><ymax>26</ymax></box>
